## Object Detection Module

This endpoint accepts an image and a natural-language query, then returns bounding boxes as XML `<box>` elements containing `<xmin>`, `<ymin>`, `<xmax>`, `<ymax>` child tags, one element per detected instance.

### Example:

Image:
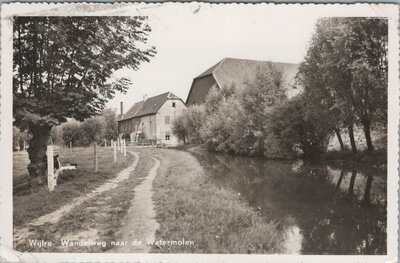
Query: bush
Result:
<box><xmin>172</xmin><ymin>105</ymin><xmax>206</xmax><ymax>144</ymax></box>
<box><xmin>80</xmin><ymin>116</ymin><xmax>106</xmax><ymax>146</ymax></box>
<box><xmin>268</xmin><ymin>94</ymin><xmax>334</xmax><ymax>162</ymax></box>
<box><xmin>201</xmin><ymin>63</ymin><xmax>287</xmax><ymax>156</ymax></box>
<box><xmin>61</xmin><ymin>121</ymin><xmax>83</xmax><ymax>147</ymax></box>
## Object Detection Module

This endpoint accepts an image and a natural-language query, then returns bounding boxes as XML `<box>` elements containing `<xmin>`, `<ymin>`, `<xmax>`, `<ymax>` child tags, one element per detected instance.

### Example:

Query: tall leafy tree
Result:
<box><xmin>102</xmin><ymin>108</ymin><xmax>118</xmax><ymax>141</ymax></box>
<box><xmin>238</xmin><ymin>63</ymin><xmax>287</xmax><ymax>155</ymax></box>
<box><xmin>13</xmin><ymin>16</ymin><xmax>156</xmax><ymax>180</ymax></box>
<box><xmin>340</xmin><ymin>18</ymin><xmax>388</xmax><ymax>151</ymax></box>
<box><xmin>298</xmin><ymin>17</ymin><xmax>387</xmax><ymax>152</ymax></box>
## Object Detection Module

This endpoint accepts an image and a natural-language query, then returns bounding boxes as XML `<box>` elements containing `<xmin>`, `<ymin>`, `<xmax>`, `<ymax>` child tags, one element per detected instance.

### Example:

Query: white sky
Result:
<box><xmin>3</xmin><ymin>2</ymin><xmax>391</xmax><ymax>114</ymax></box>
<box><xmin>107</xmin><ymin>4</ymin><xmax>323</xmax><ymax>113</ymax></box>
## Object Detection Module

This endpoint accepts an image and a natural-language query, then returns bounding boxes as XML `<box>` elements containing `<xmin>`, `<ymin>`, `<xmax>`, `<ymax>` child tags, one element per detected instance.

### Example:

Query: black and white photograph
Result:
<box><xmin>0</xmin><ymin>3</ymin><xmax>398</xmax><ymax>263</ymax></box>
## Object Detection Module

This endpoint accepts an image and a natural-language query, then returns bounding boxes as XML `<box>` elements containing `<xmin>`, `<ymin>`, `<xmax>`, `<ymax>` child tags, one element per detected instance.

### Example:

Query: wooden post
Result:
<box><xmin>104</xmin><ymin>139</ymin><xmax>107</xmax><ymax>148</ymax></box>
<box><xmin>70</xmin><ymin>141</ymin><xmax>72</xmax><ymax>152</ymax></box>
<box><xmin>47</xmin><ymin>145</ymin><xmax>55</xmax><ymax>192</ymax></box>
<box><xmin>113</xmin><ymin>141</ymin><xmax>117</xmax><ymax>164</ymax></box>
<box><xmin>94</xmin><ymin>142</ymin><xmax>98</xmax><ymax>172</ymax></box>
<box><xmin>23</xmin><ymin>140</ymin><xmax>26</xmax><ymax>151</ymax></box>
<box><xmin>117</xmin><ymin>138</ymin><xmax>120</xmax><ymax>151</ymax></box>
<box><xmin>123</xmin><ymin>139</ymin><xmax>127</xmax><ymax>157</ymax></box>
<box><xmin>120</xmin><ymin>139</ymin><xmax>123</xmax><ymax>153</ymax></box>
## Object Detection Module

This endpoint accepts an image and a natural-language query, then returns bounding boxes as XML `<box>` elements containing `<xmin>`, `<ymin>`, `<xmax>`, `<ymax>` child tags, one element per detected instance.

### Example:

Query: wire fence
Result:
<box><xmin>13</xmin><ymin>139</ymin><xmax>128</xmax><ymax>194</ymax></box>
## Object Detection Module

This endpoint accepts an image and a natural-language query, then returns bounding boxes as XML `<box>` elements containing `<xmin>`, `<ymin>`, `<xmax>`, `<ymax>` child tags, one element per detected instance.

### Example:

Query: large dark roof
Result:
<box><xmin>196</xmin><ymin>60</ymin><xmax>222</xmax><ymax>79</ymax></box>
<box><xmin>118</xmin><ymin>92</ymin><xmax>182</xmax><ymax>121</ymax></box>
<box><xmin>119</xmin><ymin>101</ymin><xmax>144</xmax><ymax>121</ymax></box>
<box><xmin>192</xmin><ymin>57</ymin><xmax>299</xmax><ymax>97</ymax></box>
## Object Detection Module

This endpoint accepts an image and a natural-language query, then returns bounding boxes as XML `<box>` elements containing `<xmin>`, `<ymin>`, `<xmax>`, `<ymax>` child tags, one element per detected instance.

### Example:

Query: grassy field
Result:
<box><xmin>16</xmin><ymin>150</ymin><xmax>154</xmax><ymax>252</ymax></box>
<box><xmin>327</xmin><ymin>126</ymin><xmax>386</xmax><ymax>151</ymax></box>
<box><xmin>13</xmin><ymin>147</ymin><xmax>134</xmax><ymax>227</ymax></box>
<box><xmin>150</xmin><ymin>148</ymin><xmax>286</xmax><ymax>254</ymax></box>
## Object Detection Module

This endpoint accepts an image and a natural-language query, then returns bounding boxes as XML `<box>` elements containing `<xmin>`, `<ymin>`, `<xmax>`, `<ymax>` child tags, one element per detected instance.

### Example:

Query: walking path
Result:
<box><xmin>14</xmin><ymin>152</ymin><xmax>140</xmax><ymax>248</ymax></box>
<box><xmin>111</xmin><ymin>156</ymin><xmax>160</xmax><ymax>253</ymax></box>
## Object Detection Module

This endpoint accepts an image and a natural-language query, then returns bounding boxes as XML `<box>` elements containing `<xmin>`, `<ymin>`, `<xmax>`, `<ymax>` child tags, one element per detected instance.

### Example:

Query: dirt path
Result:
<box><xmin>13</xmin><ymin>152</ymin><xmax>140</xmax><ymax>248</ymax></box>
<box><xmin>111</xmin><ymin>156</ymin><xmax>160</xmax><ymax>253</ymax></box>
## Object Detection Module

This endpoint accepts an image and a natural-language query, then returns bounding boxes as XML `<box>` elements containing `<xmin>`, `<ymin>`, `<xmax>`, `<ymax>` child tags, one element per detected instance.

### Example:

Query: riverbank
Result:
<box><xmin>177</xmin><ymin>143</ymin><xmax>387</xmax><ymax>171</ymax></box>
<box><xmin>321</xmin><ymin>149</ymin><xmax>387</xmax><ymax>171</ymax></box>
<box><xmin>150</xmin><ymin>148</ymin><xmax>287</xmax><ymax>254</ymax></box>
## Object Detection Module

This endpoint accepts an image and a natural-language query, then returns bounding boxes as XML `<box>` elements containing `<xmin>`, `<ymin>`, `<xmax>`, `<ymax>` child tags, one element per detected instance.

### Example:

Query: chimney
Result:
<box><xmin>120</xmin><ymin>101</ymin><xmax>124</xmax><ymax>117</ymax></box>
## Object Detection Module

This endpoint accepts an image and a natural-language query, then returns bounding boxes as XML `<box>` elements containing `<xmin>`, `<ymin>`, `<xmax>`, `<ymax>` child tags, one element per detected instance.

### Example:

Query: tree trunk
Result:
<box><xmin>335</xmin><ymin>170</ymin><xmax>344</xmax><ymax>192</ymax></box>
<box><xmin>27</xmin><ymin>125</ymin><xmax>52</xmax><ymax>186</ymax></box>
<box><xmin>348</xmin><ymin>170</ymin><xmax>357</xmax><ymax>199</ymax></box>
<box><xmin>363</xmin><ymin>175</ymin><xmax>373</xmax><ymax>206</ymax></box>
<box><xmin>362</xmin><ymin>119</ymin><xmax>374</xmax><ymax>151</ymax></box>
<box><xmin>348</xmin><ymin>125</ymin><xmax>357</xmax><ymax>153</ymax></box>
<box><xmin>334</xmin><ymin>128</ymin><xmax>345</xmax><ymax>151</ymax></box>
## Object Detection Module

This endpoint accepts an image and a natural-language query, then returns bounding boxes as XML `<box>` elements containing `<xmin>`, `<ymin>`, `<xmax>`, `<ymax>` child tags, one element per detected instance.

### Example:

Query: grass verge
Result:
<box><xmin>13</xmin><ymin>147</ymin><xmax>134</xmax><ymax>227</ymax></box>
<box><xmin>151</xmin><ymin>148</ymin><xmax>286</xmax><ymax>254</ymax></box>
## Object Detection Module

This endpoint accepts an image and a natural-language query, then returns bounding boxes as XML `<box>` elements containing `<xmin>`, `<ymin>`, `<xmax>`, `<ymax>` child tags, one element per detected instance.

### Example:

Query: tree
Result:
<box><xmin>172</xmin><ymin>106</ymin><xmax>206</xmax><ymax>145</ymax></box>
<box><xmin>102</xmin><ymin>108</ymin><xmax>118</xmax><ymax>141</ymax></box>
<box><xmin>172</xmin><ymin>113</ymin><xmax>188</xmax><ymax>144</ymax></box>
<box><xmin>201</xmin><ymin>95</ymin><xmax>243</xmax><ymax>153</ymax></box>
<box><xmin>80</xmin><ymin>117</ymin><xmax>106</xmax><ymax>145</ymax></box>
<box><xmin>50</xmin><ymin>125</ymin><xmax>63</xmax><ymax>146</ymax></box>
<box><xmin>13</xmin><ymin>17</ymin><xmax>156</xmax><ymax>180</ymax></box>
<box><xmin>61</xmin><ymin>121</ymin><xmax>83</xmax><ymax>147</ymax></box>
<box><xmin>298</xmin><ymin>18</ymin><xmax>387</xmax><ymax>153</ymax></box>
<box><xmin>342</xmin><ymin>18</ymin><xmax>388</xmax><ymax>151</ymax></box>
<box><xmin>13</xmin><ymin>126</ymin><xmax>30</xmax><ymax>151</ymax></box>
<box><xmin>269</xmin><ymin>94</ymin><xmax>334</xmax><ymax>163</ymax></box>
<box><xmin>235</xmin><ymin>63</ymin><xmax>287</xmax><ymax>155</ymax></box>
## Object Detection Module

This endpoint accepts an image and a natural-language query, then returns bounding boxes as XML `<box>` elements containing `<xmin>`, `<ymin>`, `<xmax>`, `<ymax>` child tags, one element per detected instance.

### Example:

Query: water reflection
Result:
<box><xmin>189</xmin><ymin>149</ymin><xmax>387</xmax><ymax>255</ymax></box>
<box><xmin>284</xmin><ymin>225</ymin><xmax>303</xmax><ymax>254</ymax></box>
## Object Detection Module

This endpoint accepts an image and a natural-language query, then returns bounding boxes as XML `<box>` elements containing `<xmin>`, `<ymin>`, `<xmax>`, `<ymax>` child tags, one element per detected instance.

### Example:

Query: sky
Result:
<box><xmin>106</xmin><ymin>4</ymin><xmax>322</xmax><ymax>113</ymax></box>
<box><xmin>7</xmin><ymin>2</ymin><xmax>390</xmax><ymax>114</ymax></box>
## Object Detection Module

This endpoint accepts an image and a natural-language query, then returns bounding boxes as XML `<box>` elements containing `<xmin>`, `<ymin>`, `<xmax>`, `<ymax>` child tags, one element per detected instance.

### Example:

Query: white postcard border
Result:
<box><xmin>0</xmin><ymin>3</ymin><xmax>399</xmax><ymax>262</ymax></box>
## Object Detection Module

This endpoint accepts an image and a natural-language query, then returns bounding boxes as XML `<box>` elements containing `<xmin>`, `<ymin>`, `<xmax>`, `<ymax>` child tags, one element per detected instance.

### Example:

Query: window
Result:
<box><xmin>172</xmin><ymin>102</ymin><xmax>176</xmax><ymax>108</ymax></box>
<box><xmin>165</xmin><ymin>116</ymin><xmax>170</xmax><ymax>124</ymax></box>
<box><xmin>165</xmin><ymin>131</ymin><xmax>170</xmax><ymax>141</ymax></box>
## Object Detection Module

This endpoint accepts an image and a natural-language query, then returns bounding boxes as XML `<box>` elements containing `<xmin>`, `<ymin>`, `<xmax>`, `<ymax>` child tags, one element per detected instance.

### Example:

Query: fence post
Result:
<box><xmin>23</xmin><ymin>140</ymin><xmax>26</xmax><ymax>151</ymax></box>
<box><xmin>94</xmin><ymin>142</ymin><xmax>98</xmax><ymax>172</ymax></box>
<box><xmin>70</xmin><ymin>141</ymin><xmax>72</xmax><ymax>152</ymax></box>
<box><xmin>104</xmin><ymin>139</ymin><xmax>107</xmax><ymax>148</ymax></box>
<box><xmin>120</xmin><ymin>139</ymin><xmax>123</xmax><ymax>153</ymax></box>
<box><xmin>113</xmin><ymin>141</ymin><xmax>117</xmax><ymax>164</ymax></box>
<box><xmin>47</xmin><ymin>145</ymin><xmax>55</xmax><ymax>192</ymax></box>
<box><xmin>123</xmin><ymin>139</ymin><xmax>127</xmax><ymax>157</ymax></box>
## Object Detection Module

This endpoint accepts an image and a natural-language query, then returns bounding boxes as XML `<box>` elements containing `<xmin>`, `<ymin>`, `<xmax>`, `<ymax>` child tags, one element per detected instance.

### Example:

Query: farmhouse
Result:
<box><xmin>186</xmin><ymin>57</ymin><xmax>299</xmax><ymax>106</ymax></box>
<box><xmin>117</xmin><ymin>92</ymin><xmax>186</xmax><ymax>146</ymax></box>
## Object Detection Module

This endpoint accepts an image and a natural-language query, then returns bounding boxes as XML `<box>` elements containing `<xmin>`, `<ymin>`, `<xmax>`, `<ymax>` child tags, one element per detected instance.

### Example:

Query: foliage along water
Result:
<box><xmin>189</xmin><ymin>148</ymin><xmax>387</xmax><ymax>255</ymax></box>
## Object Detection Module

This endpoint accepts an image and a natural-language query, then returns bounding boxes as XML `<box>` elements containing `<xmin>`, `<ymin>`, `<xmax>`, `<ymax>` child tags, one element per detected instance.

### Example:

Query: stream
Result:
<box><xmin>189</xmin><ymin>149</ymin><xmax>387</xmax><ymax>255</ymax></box>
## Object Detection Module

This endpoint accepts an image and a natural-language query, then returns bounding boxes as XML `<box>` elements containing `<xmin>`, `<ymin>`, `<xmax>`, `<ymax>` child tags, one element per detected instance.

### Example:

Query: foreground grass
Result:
<box><xmin>151</xmin><ymin>148</ymin><xmax>286</xmax><ymax>254</ymax></box>
<box><xmin>16</xmin><ymin>151</ymin><xmax>153</xmax><ymax>252</ymax></box>
<box><xmin>13</xmin><ymin>147</ymin><xmax>134</xmax><ymax>227</ymax></box>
